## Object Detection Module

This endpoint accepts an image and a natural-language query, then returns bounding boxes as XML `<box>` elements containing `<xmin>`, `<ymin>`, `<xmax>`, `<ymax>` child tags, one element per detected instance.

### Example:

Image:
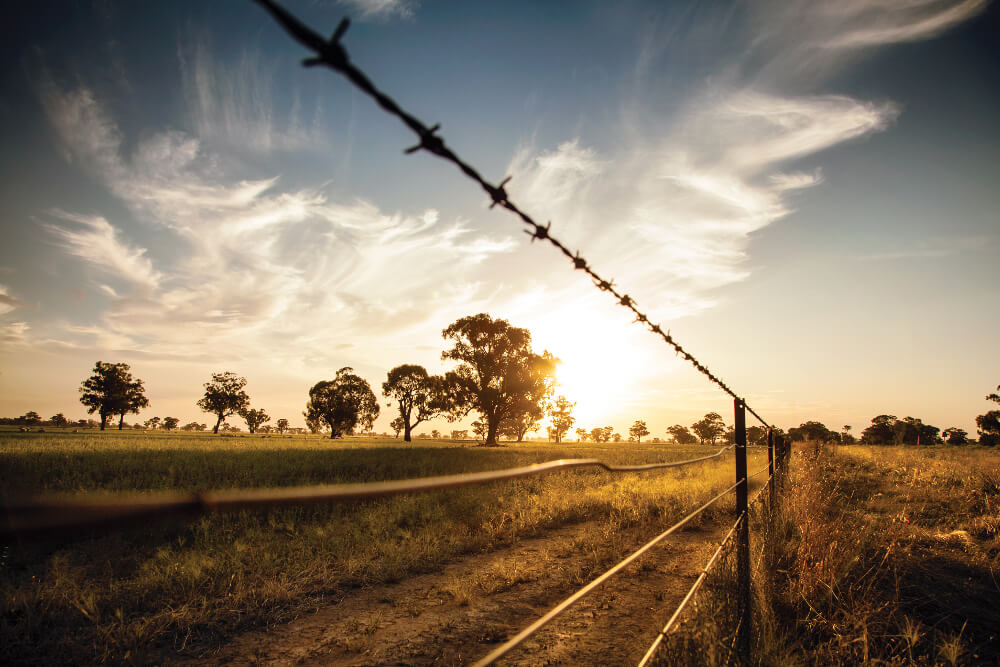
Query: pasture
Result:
<box><xmin>1</xmin><ymin>429</ymin><xmax>761</xmax><ymax>664</ymax></box>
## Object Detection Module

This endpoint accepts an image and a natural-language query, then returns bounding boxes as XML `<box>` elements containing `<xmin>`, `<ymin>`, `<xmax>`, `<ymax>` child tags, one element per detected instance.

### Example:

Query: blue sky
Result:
<box><xmin>0</xmin><ymin>0</ymin><xmax>997</xmax><ymax>436</ymax></box>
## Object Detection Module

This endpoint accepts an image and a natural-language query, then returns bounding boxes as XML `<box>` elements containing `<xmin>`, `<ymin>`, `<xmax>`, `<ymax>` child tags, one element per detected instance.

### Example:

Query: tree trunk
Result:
<box><xmin>485</xmin><ymin>417</ymin><xmax>500</xmax><ymax>446</ymax></box>
<box><xmin>404</xmin><ymin>422</ymin><xmax>412</xmax><ymax>442</ymax></box>
<box><xmin>118</xmin><ymin>414</ymin><xmax>125</xmax><ymax>430</ymax></box>
<box><xmin>99</xmin><ymin>413</ymin><xmax>108</xmax><ymax>430</ymax></box>
<box><xmin>214</xmin><ymin>414</ymin><xmax>223</xmax><ymax>433</ymax></box>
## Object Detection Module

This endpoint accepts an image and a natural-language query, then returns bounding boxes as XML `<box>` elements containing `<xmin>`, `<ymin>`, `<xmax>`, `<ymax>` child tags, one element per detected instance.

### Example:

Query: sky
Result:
<box><xmin>0</xmin><ymin>0</ymin><xmax>997</xmax><ymax>437</ymax></box>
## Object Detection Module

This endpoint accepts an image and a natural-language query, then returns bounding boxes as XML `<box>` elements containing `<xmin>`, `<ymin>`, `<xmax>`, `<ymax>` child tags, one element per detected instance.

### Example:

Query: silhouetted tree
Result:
<box><xmin>240</xmin><ymin>407</ymin><xmax>270</xmax><ymax>434</ymax></box>
<box><xmin>548</xmin><ymin>395</ymin><xmax>575</xmax><ymax>444</ymax></box>
<box><xmin>162</xmin><ymin>416</ymin><xmax>179</xmax><ymax>431</ymax></box>
<box><xmin>440</xmin><ymin>314</ymin><xmax>557</xmax><ymax>446</ymax></box>
<box><xmin>382</xmin><ymin>364</ymin><xmax>446</xmax><ymax>442</ymax></box>
<box><xmin>942</xmin><ymin>427</ymin><xmax>969</xmax><ymax>445</ymax></box>
<box><xmin>276</xmin><ymin>418</ymin><xmax>289</xmax><ymax>434</ymax></box>
<box><xmin>667</xmin><ymin>424</ymin><xmax>698</xmax><ymax>445</ymax></box>
<box><xmin>79</xmin><ymin>361</ymin><xmax>148</xmax><ymax>430</ymax></box>
<box><xmin>629</xmin><ymin>420</ymin><xmax>650</xmax><ymax>443</ymax></box>
<box><xmin>788</xmin><ymin>421</ymin><xmax>838</xmax><ymax>443</ymax></box>
<box><xmin>746</xmin><ymin>425</ymin><xmax>767</xmax><ymax>447</ymax></box>
<box><xmin>978</xmin><ymin>386</ymin><xmax>1000</xmax><ymax>446</ymax></box>
<box><xmin>304</xmin><ymin>367</ymin><xmax>379</xmax><ymax>439</ymax></box>
<box><xmin>431</xmin><ymin>429</ymin><xmax>441</xmax><ymax>439</ymax></box>
<box><xmin>691</xmin><ymin>412</ymin><xmax>726</xmax><ymax>445</ymax></box>
<box><xmin>390</xmin><ymin>416</ymin><xmax>404</xmax><ymax>438</ymax></box>
<box><xmin>144</xmin><ymin>417</ymin><xmax>161</xmax><ymax>430</ymax></box>
<box><xmin>576</xmin><ymin>427</ymin><xmax>589</xmax><ymax>442</ymax></box>
<box><xmin>590</xmin><ymin>426</ymin><xmax>613</xmax><ymax>443</ymax></box>
<box><xmin>49</xmin><ymin>413</ymin><xmax>68</xmax><ymax>428</ymax></box>
<box><xmin>860</xmin><ymin>414</ymin><xmax>896</xmax><ymax>445</ymax></box>
<box><xmin>197</xmin><ymin>372</ymin><xmax>250</xmax><ymax>434</ymax></box>
<box><xmin>181</xmin><ymin>422</ymin><xmax>207</xmax><ymax>431</ymax></box>
<box><xmin>451</xmin><ymin>429</ymin><xmax>468</xmax><ymax>440</ymax></box>
<box><xmin>21</xmin><ymin>411</ymin><xmax>42</xmax><ymax>426</ymax></box>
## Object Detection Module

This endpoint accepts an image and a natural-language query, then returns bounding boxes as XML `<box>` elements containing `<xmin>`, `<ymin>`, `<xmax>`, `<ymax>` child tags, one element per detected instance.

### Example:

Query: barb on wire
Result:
<box><xmin>472</xmin><ymin>479</ymin><xmax>741</xmax><ymax>666</ymax></box>
<box><xmin>251</xmin><ymin>0</ymin><xmax>770</xmax><ymax>429</ymax></box>
<box><xmin>1</xmin><ymin>447</ymin><xmax>735</xmax><ymax>537</ymax></box>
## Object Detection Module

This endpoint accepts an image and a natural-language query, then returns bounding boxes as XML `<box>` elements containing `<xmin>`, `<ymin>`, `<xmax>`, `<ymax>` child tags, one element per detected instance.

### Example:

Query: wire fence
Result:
<box><xmin>1</xmin><ymin>3</ymin><xmax>794</xmax><ymax>665</ymax></box>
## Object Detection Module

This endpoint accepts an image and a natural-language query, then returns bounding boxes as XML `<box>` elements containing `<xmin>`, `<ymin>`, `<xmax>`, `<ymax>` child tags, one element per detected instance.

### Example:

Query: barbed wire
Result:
<box><xmin>1</xmin><ymin>446</ymin><xmax>736</xmax><ymax>537</ymax></box>
<box><xmin>252</xmin><ymin>0</ymin><xmax>770</xmax><ymax>429</ymax></box>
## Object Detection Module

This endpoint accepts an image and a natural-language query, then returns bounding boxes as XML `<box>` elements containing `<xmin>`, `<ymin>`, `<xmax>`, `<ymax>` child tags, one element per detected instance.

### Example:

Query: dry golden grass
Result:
<box><xmin>1</xmin><ymin>430</ymin><xmax>760</xmax><ymax>664</ymax></box>
<box><xmin>652</xmin><ymin>443</ymin><xmax>1000</xmax><ymax>666</ymax></box>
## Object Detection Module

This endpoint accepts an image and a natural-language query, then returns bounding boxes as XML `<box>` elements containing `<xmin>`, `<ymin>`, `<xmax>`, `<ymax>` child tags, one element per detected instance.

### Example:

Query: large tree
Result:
<box><xmin>382</xmin><ymin>364</ymin><xmax>446</xmax><ymax>442</ymax></box>
<box><xmin>978</xmin><ymin>385</ymin><xmax>1000</xmax><ymax>446</ymax></box>
<box><xmin>79</xmin><ymin>361</ymin><xmax>148</xmax><ymax>431</ymax></box>
<box><xmin>860</xmin><ymin>414</ymin><xmax>897</xmax><ymax>445</ymax></box>
<box><xmin>548</xmin><ymin>395</ymin><xmax>575</xmax><ymax>444</ymax></box>
<box><xmin>787</xmin><ymin>421</ymin><xmax>839</xmax><ymax>443</ymax></box>
<box><xmin>499</xmin><ymin>351</ymin><xmax>558</xmax><ymax>442</ymax></box>
<box><xmin>276</xmin><ymin>418</ymin><xmax>289</xmax><ymax>434</ymax></box>
<box><xmin>667</xmin><ymin>424</ymin><xmax>698</xmax><ymax>445</ymax></box>
<box><xmin>240</xmin><ymin>407</ymin><xmax>270</xmax><ymax>434</ymax></box>
<box><xmin>304</xmin><ymin>367</ymin><xmax>379</xmax><ymax>439</ymax></box>
<box><xmin>629</xmin><ymin>420</ymin><xmax>650</xmax><ymax>443</ymax></box>
<box><xmin>197</xmin><ymin>372</ymin><xmax>250</xmax><ymax>434</ymax></box>
<box><xmin>691</xmin><ymin>412</ymin><xmax>726</xmax><ymax>445</ymax></box>
<box><xmin>439</xmin><ymin>314</ymin><xmax>557</xmax><ymax>446</ymax></box>
<box><xmin>162</xmin><ymin>417</ymin><xmax>179</xmax><ymax>431</ymax></box>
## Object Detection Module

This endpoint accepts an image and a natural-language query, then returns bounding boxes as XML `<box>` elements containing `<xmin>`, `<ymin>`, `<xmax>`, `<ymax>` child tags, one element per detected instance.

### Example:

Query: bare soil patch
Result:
<box><xmin>183</xmin><ymin>516</ymin><xmax>729</xmax><ymax>666</ymax></box>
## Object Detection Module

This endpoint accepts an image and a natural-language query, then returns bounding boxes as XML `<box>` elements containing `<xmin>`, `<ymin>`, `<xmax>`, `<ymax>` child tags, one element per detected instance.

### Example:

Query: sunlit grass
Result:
<box><xmin>0</xmin><ymin>430</ymin><xmax>762</xmax><ymax>664</ymax></box>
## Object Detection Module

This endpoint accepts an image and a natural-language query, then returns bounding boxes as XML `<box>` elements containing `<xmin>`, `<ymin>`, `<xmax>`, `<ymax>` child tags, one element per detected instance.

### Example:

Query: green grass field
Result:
<box><xmin>1</xmin><ymin>430</ymin><xmax>758</xmax><ymax>664</ymax></box>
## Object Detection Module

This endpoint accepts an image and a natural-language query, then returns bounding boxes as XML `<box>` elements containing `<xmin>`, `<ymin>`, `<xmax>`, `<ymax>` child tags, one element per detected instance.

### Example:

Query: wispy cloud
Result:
<box><xmin>0</xmin><ymin>285</ymin><xmax>26</xmax><ymax>316</ymax></box>
<box><xmin>178</xmin><ymin>33</ymin><xmax>326</xmax><ymax>153</ymax></box>
<box><xmin>36</xmin><ymin>82</ymin><xmax>514</xmax><ymax>368</ymax></box>
<box><xmin>337</xmin><ymin>0</ymin><xmax>417</xmax><ymax>20</ymax></box>
<box><xmin>45</xmin><ymin>211</ymin><xmax>162</xmax><ymax>290</ymax></box>
<box><xmin>855</xmin><ymin>235</ymin><xmax>989</xmax><ymax>261</ymax></box>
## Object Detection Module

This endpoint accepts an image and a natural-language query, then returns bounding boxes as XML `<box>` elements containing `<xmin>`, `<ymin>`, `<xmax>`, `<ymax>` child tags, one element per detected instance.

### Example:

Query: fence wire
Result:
<box><xmin>252</xmin><ymin>0</ymin><xmax>770</xmax><ymax>429</ymax></box>
<box><xmin>637</xmin><ymin>471</ymin><xmax>773</xmax><ymax>666</ymax></box>
<box><xmin>473</xmin><ymin>478</ymin><xmax>743</xmax><ymax>666</ymax></box>
<box><xmin>1</xmin><ymin>446</ymin><xmax>735</xmax><ymax>536</ymax></box>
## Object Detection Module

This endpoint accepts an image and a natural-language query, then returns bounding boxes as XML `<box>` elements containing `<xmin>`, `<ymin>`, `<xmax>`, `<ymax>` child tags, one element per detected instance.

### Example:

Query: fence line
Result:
<box><xmin>473</xmin><ymin>479</ymin><xmax>743</xmax><ymax>667</ymax></box>
<box><xmin>251</xmin><ymin>0</ymin><xmax>769</xmax><ymax>429</ymax></box>
<box><xmin>1</xmin><ymin>446</ymin><xmax>736</xmax><ymax>537</ymax></box>
<box><xmin>637</xmin><ymin>470</ymin><xmax>773</xmax><ymax>665</ymax></box>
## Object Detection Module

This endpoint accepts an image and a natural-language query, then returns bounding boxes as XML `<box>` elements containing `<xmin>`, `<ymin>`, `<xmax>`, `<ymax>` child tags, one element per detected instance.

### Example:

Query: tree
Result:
<box><xmin>451</xmin><ymin>429</ymin><xmax>468</xmax><ymax>440</ymax></box>
<box><xmin>471</xmin><ymin>419</ymin><xmax>489</xmax><ymax>442</ymax></box>
<box><xmin>613</xmin><ymin>432</ymin><xmax>622</xmax><ymax>443</ymax></box>
<box><xmin>576</xmin><ymin>427</ymin><xmax>589</xmax><ymax>442</ymax></box>
<box><xmin>431</xmin><ymin>429</ymin><xmax>441</xmax><ymax>439</ymax></box>
<box><xmin>666</xmin><ymin>424</ymin><xmax>698</xmax><ymax>445</ymax></box>
<box><xmin>304</xmin><ymin>367</ymin><xmax>379</xmax><ymax>439</ymax></box>
<box><xmin>788</xmin><ymin>421</ymin><xmax>838</xmax><ymax>443</ymax></box>
<box><xmin>79</xmin><ymin>361</ymin><xmax>147</xmax><ymax>431</ymax></box>
<box><xmin>197</xmin><ymin>372</ymin><xmax>250</xmax><ymax>434</ymax></box>
<box><xmin>383</xmin><ymin>364</ymin><xmax>447</xmax><ymax>442</ymax></box>
<box><xmin>942</xmin><ymin>427</ymin><xmax>969</xmax><ymax>445</ymax></box>
<box><xmin>162</xmin><ymin>416</ymin><xmax>179</xmax><ymax>431</ymax></box>
<box><xmin>49</xmin><ymin>413</ymin><xmax>68</xmax><ymax>428</ymax></box>
<box><xmin>860</xmin><ymin>414</ymin><xmax>897</xmax><ymax>445</ymax></box>
<box><xmin>548</xmin><ymin>395</ymin><xmax>575</xmax><ymax>444</ymax></box>
<box><xmin>22</xmin><ymin>411</ymin><xmax>42</xmax><ymax>426</ymax></box>
<box><xmin>276</xmin><ymin>418</ymin><xmax>289</xmax><ymax>434</ymax></box>
<box><xmin>390</xmin><ymin>417</ymin><xmax>404</xmax><ymax>438</ymax></box>
<box><xmin>440</xmin><ymin>314</ymin><xmax>557</xmax><ymax>446</ymax></box>
<box><xmin>240</xmin><ymin>407</ymin><xmax>270</xmax><ymax>434</ymax></box>
<box><xmin>691</xmin><ymin>412</ymin><xmax>726</xmax><ymax>445</ymax></box>
<box><xmin>976</xmin><ymin>411</ymin><xmax>1000</xmax><ymax>446</ymax></box>
<box><xmin>591</xmin><ymin>426</ymin><xmax>613</xmax><ymax>443</ymax></box>
<box><xmin>977</xmin><ymin>386</ymin><xmax>1000</xmax><ymax>446</ymax></box>
<box><xmin>181</xmin><ymin>422</ymin><xmax>206</xmax><ymax>431</ymax></box>
<box><xmin>746</xmin><ymin>425</ymin><xmax>767</xmax><ymax>447</ymax></box>
<box><xmin>500</xmin><ymin>351</ymin><xmax>558</xmax><ymax>442</ymax></box>
<box><xmin>629</xmin><ymin>420</ymin><xmax>650</xmax><ymax>443</ymax></box>
<box><xmin>144</xmin><ymin>417</ymin><xmax>161</xmax><ymax>430</ymax></box>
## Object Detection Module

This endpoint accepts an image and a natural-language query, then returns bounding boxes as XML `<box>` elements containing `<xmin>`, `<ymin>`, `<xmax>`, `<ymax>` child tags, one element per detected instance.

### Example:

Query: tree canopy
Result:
<box><xmin>382</xmin><ymin>364</ymin><xmax>446</xmax><ymax>442</ymax></box>
<box><xmin>240</xmin><ymin>407</ymin><xmax>271</xmax><ymax>434</ymax></box>
<box><xmin>691</xmin><ymin>412</ymin><xmax>726</xmax><ymax>445</ymax></box>
<box><xmin>439</xmin><ymin>313</ymin><xmax>556</xmax><ymax>446</ymax></box>
<box><xmin>304</xmin><ymin>367</ymin><xmax>379</xmax><ymax>439</ymax></box>
<box><xmin>197</xmin><ymin>371</ymin><xmax>250</xmax><ymax>433</ymax></box>
<box><xmin>667</xmin><ymin>424</ymin><xmax>698</xmax><ymax>445</ymax></box>
<box><xmin>629</xmin><ymin>420</ymin><xmax>650</xmax><ymax>443</ymax></box>
<box><xmin>79</xmin><ymin>361</ymin><xmax>149</xmax><ymax>431</ymax></box>
<box><xmin>548</xmin><ymin>395</ymin><xmax>575</xmax><ymax>444</ymax></box>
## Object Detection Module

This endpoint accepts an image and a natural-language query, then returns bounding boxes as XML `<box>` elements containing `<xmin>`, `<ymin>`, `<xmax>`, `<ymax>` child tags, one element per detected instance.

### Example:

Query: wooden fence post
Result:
<box><xmin>734</xmin><ymin>398</ymin><xmax>750</xmax><ymax>663</ymax></box>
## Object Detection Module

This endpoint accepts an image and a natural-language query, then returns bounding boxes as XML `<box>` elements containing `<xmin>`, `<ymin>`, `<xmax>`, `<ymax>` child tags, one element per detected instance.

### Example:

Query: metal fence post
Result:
<box><xmin>767</xmin><ymin>427</ymin><xmax>776</xmax><ymax>510</ymax></box>
<box><xmin>734</xmin><ymin>398</ymin><xmax>750</xmax><ymax>664</ymax></box>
